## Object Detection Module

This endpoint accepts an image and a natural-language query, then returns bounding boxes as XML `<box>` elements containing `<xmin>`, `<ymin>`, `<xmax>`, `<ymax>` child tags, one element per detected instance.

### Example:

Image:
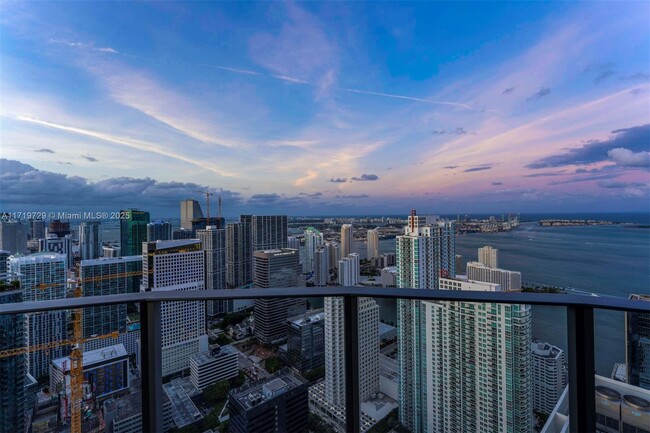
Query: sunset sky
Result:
<box><xmin>1</xmin><ymin>1</ymin><xmax>649</xmax><ymax>215</ymax></box>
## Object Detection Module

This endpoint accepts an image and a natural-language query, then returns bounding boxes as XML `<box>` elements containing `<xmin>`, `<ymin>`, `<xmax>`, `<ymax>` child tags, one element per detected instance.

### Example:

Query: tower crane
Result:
<box><xmin>197</xmin><ymin>189</ymin><xmax>214</xmax><ymax>226</ymax></box>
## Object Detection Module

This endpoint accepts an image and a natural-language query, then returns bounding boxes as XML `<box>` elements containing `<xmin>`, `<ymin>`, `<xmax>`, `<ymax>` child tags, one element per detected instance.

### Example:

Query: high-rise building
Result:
<box><xmin>626</xmin><ymin>293</ymin><xmax>650</xmax><ymax>390</ymax></box>
<box><xmin>340</xmin><ymin>224</ymin><xmax>353</xmax><ymax>258</ymax></box>
<box><xmin>0</xmin><ymin>250</ymin><xmax>9</xmax><ymax>282</ymax></box>
<box><xmin>314</xmin><ymin>248</ymin><xmax>329</xmax><ymax>286</ymax></box>
<box><xmin>367</xmin><ymin>228</ymin><xmax>379</xmax><ymax>259</ymax></box>
<box><xmin>0</xmin><ymin>221</ymin><xmax>28</xmax><ymax>254</ymax></box>
<box><xmin>0</xmin><ymin>288</ymin><xmax>26</xmax><ymax>433</ymax></box>
<box><xmin>79</xmin><ymin>256</ymin><xmax>142</xmax><ymax>339</ymax></box>
<box><xmin>9</xmin><ymin>253</ymin><xmax>67</xmax><ymax>378</ymax></box>
<box><xmin>226</xmin><ymin>219</ymin><xmax>252</xmax><ymax>288</ymax></box>
<box><xmin>455</xmin><ymin>254</ymin><xmax>464</xmax><ymax>275</ymax></box>
<box><xmin>252</xmin><ymin>215</ymin><xmax>288</xmax><ymax>251</ymax></box>
<box><xmin>141</xmin><ymin>240</ymin><xmax>208</xmax><ymax>376</ymax></box>
<box><xmin>180</xmin><ymin>199</ymin><xmax>204</xmax><ymax>230</ymax></box>
<box><xmin>466</xmin><ymin>261</ymin><xmax>522</xmax><ymax>291</ymax></box>
<box><xmin>253</xmin><ymin>249</ymin><xmax>306</xmax><ymax>344</ymax></box>
<box><xmin>79</xmin><ymin>221</ymin><xmax>102</xmax><ymax>260</ymax></box>
<box><xmin>172</xmin><ymin>228</ymin><xmax>193</xmax><ymax>240</ymax></box>
<box><xmin>30</xmin><ymin>219</ymin><xmax>46</xmax><ymax>240</ymax></box>
<box><xmin>119</xmin><ymin>209</ymin><xmax>150</xmax><ymax>257</ymax></box>
<box><xmin>326</xmin><ymin>242</ymin><xmax>340</xmax><ymax>270</ymax></box>
<box><xmin>39</xmin><ymin>234</ymin><xmax>74</xmax><ymax>269</ymax></box>
<box><xmin>229</xmin><ymin>370</ymin><xmax>309</xmax><ymax>433</ymax></box>
<box><xmin>303</xmin><ymin>227</ymin><xmax>323</xmax><ymax>273</ymax></box>
<box><xmin>146</xmin><ymin>220</ymin><xmax>172</xmax><ymax>242</ymax></box>
<box><xmin>288</xmin><ymin>236</ymin><xmax>300</xmax><ymax>251</ymax></box>
<box><xmin>197</xmin><ymin>226</ymin><xmax>227</xmax><ymax>316</ymax></box>
<box><xmin>478</xmin><ymin>245</ymin><xmax>499</xmax><ymax>268</ymax></box>
<box><xmin>286</xmin><ymin>310</ymin><xmax>325</xmax><ymax>373</ymax></box>
<box><xmin>324</xmin><ymin>296</ymin><xmax>379</xmax><ymax>407</ymax></box>
<box><xmin>531</xmin><ymin>340</ymin><xmax>567</xmax><ymax>414</ymax></box>
<box><xmin>47</xmin><ymin>219</ymin><xmax>70</xmax><ymax>237</ymax></box>
<box><xmin>337</xmin><ymin>253</ymin><xmax>360</xmax><ymax>286</ymax></box>
<box><xmin>103</xmin><ymin>246</ymin><xmax>119</xmax><ymax>258</ymax></box>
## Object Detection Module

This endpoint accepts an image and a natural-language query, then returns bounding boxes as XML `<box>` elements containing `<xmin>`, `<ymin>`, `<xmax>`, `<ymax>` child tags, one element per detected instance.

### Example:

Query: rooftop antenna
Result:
<box><xmin>197</xmin><ymin>190</ymin><xmax>214</xmax><ymax>227</ymax></box>
<box><xmin>218</xmin><ymin>195</ymin><xmax>222</xmax><ymax>220</ymax></box>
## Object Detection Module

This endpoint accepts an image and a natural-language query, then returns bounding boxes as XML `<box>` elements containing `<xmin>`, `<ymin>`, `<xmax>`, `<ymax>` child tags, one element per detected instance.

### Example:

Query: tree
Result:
<box><xmin>216</xmin><ymin>333</ymin><xmax>231</xmax><ymax>346</ymax></box>
<box><xmin>230</xmin><ymin>371</ymin><xmax>245</xmax><ymax>388</ymax></box>
<box><xmin>303</xmin><ymin>367</ymin><xmax>325</xmax><ymax>382</ymax></box>
<box><xmin>264</xmin><ymin>356</ymin><xmax>283</xmax><ymax>373</ymax></box>
<box><xmin>204</xmin><ymin>380</ymin><xmax>230</xmax><ymax>405</ymax></box>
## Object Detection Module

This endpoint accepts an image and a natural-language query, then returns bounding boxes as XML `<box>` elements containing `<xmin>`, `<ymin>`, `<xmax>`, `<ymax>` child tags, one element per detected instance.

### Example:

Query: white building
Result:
<box><xmin>146</xmin><ymin>220</ymin><xmax>172</xmax><ymax>242</ymax></box>
<box><xmin>196</xmin><ymin>226</ymin><xmax>227</xmax><ymax>316</ymax></box>
<box><xmin>531</xmin><ymin>340</ymin><xmax>567</xmax><ymax>414</ymax></box>
<box><xmin>314</xmin><ymin>247</ymin><xmax>329</xmax><ymax>286</ymax></box>
<box><xmin>0</xmin><ymin>250</ymin><xmax>9</xmax><ymax>281</ymax></box>
<box><xmin>141</xmin><ymin>240</ymin><xmax>209</xmax><ymax>377</ymax></box>
<box><xmin>340</xmin><ymin>224</ymin><xmax>353</xmax><ymax>259</ymax></box>
<box><xmin>466</xmin><ymin>261</ymin><xmax>522</xmax><ymax>291</ymax></box>
<box><xmin>338</xmin><ymin>253</ymin><xmax>359</xmax><ymax>286</ymax></box>
<box><xmin>478</xmin><ymin>245</ymin><xmax>499</xmax><ymax>268</ymax></box>
<box><xmin>189</xmin><ymin>346</ymin><xmax>238</xmax><ymax>390</ymax></box>
<box><xmin>180</xmin><ymin>199</ymin><xmax>204</xmax><ymax>230</ymax></box>
<box><xmin>9</xmin><ymin>253</ymin><xmax>67</xmax><ymax>378</ymax></box>
<box><xmin>79</xmin><ymin>221</ymin><xmax>102</xmax><ymax>260</ymax></box>
<box><xmin>287</xmin><ymin>236</ymin><xmax>300</xmax><ymax>251</ymax></box>
<box><xmin>326</xmin><ymin>242</ymin><xmax>340</xmax><ymax>270</ymax></box>
<box><xmin>39</xmin><ymin>234</ymin><xmax>73</xmax><ymax>269</ymax></box>
<box><xmin>380</xmin><ymin>266</ymin><xmax>397</xmax><ymax>287</ymax></box>
<box><xmin>303</xmin><ymin>227</ymin><xmax>324</xmax><ymax>273</ymax></box>
<box><xmin>367</xmin><ymin>228</ymin><xmax>379</xmax><ymax>260</ymax></box>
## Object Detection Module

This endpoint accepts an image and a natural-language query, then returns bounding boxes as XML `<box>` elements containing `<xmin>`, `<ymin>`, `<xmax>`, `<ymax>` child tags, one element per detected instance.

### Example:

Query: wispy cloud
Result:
<box><xmin>336</xmin><ymin>194</ymin><xmax>369</xmax><ymax>199</ymax></box>
<box><xmin>34</xmin><ymin>148</ymin><xmax>55</xmax><ymax>153</ymax></box>
<box><xmin>351</xmin><ymin>174</ymin><xmax>379</xmax><ymax>181</ymax></box>
<box><xmin>329</xmin><ymin>177</ymin><xmax>347</xmax><ymax>183</ymax></box>
<box><xmin>81</xmin><ymin>154</ymin><xmax>98</xmax><ymax>162</ymax></box>
<box><xmin>464</xmin><ymin>164</ymin><xmax>494</xmax><ymax>173</ymax></box>
<box><xmin>502</xmin><ymin>87</ymin><xmax>516</xmax><ymax>94</ymax></box>
<box><xmin>527</xmin><ymin>87</ymin><xmax>551</xmax><ymax>101</ymax></box>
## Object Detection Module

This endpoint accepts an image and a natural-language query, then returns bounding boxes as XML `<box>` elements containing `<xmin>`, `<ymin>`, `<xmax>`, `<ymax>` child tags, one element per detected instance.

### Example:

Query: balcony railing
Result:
<box><xmin>2</xmin><ymin>287</ymin><xmax>648</xmax><ymax>433</ymax></box>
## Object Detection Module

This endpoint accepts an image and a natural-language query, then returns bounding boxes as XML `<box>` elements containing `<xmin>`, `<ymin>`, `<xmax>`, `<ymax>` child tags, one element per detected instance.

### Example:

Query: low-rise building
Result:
<box><xmin>103</xmin><ymin>391</ymin><xmax>173</xmax><ymax>433</ymax></box>
<box><xmin>189</xmin><ymin>346</ymin><xmax>238</xmax><ymax>391</ymax></box>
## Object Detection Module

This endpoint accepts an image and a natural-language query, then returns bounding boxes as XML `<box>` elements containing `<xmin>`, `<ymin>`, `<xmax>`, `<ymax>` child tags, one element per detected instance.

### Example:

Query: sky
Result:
<box><xmin>1</xmin><ymin>1</ymin><xmax>649</xmax><ymax>216</ymax></box>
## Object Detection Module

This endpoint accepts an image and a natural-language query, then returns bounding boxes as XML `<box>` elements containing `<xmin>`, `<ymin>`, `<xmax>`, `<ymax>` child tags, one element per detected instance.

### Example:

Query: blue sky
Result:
<box><xmin>1</xmin><ymin>1</ymin><xmax>649</xmax><ymax>216</ymax></box>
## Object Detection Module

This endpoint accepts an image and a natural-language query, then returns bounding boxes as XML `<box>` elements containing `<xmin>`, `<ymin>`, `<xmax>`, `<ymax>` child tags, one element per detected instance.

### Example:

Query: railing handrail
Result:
<box><xmin>1</xmin><ymin>286</ymin><xmax>648</xmax><ymax>314</ymax></box>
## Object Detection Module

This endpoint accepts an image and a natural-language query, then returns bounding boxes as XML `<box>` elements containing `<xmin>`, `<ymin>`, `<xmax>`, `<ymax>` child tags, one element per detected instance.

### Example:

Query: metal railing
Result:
<box><xmin>2</xmin><ymin>287</ymin><xmax>649</xmax><ymax>433</ymax></box>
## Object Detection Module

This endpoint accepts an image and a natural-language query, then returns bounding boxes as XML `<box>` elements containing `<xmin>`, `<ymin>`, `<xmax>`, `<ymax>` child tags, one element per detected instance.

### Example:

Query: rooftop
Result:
<box><xmin>80</xmin><ymin>255</ymin><xmax>142</xmax><ymax>267</ymax></box>
<box><xmin>52</xmin><ymin>343</ymin><xmax>128</xmax><ymax>370</ymax></box>
<box><xmin>289</xmin><ymin>309</ymin><xmax>324</xmax><ymax>327</ymax></box>
<box><xmin>163</xmin><ymin>377</ymin><xmax>202</xmax><ymax>429</ymax></box>
<box><xmin>232</xmin><ymin>370</ymin><xmax>306</xmax><ymax>410</ymax></box>
<box><xmin>190</xmin><ymin>345</ymin><xmax>237</xmax><ymax>366</ymax></box>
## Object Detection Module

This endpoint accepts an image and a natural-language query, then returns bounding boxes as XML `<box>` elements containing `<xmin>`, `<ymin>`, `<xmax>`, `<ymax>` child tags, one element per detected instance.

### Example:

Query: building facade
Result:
<box><xmin>337</xmin><ymin>253</ymin><xmax>360</xmax><ymax>286</ymax></box>
<box><xmin>39</xmin><ymin>234</ymin><xmax>74</xmax><ymax>269</ymax></box>
<box><xmin>0</xmin><ymin>288</ymin><xmax>26</xmax><ymax>433</ymax></box>
<box><xmin>478</xmin><ymin>245</ymin><xmax>499</xmax><ymax>268</ymax></box>
<box><xmin>286</xmin><ymin>310</ymin><xmax>325</xmax><ymax>373</ymax></box>
<box><xmin>189</xmin><ymin>346</ymin><xmax>238</xmax><ymax>390</ymax></box>
<box><xmin>0</xmin><ymin>221</ymin><xmax>28</xmax><ymax>255</ymax></box>
<box><xmin>303</xmin><ymin>227</ymin><xmax>323</xmax><ymax>273</ymax></box>
<box><xmin>367</xmin><ymin>228</ymin><xmax>379</xmax><ymax>259</ymax></box>
<box><xmin>466</xmin><ymin>261</ymin><xmax>522</xmax><ymax>291</ymax></box>
<box><xmin>79</xmin><ymin>221</ymin><xmax>102</xmax><ymax>260</ymax></box>
<box><xmin>626</xmin><ymin>293</ymin><xmax>650</xmax><ymax>390</ymax></box>
<box><xmin>196</xmin><ymin>226</ymin><xmax>227</xmax><ymax>315</ymax></box>
<box><xmin>226</xmin><ymin>218</ymin><xmax>252</xmax><ymax>288</ymax></box>
<box><xmin>146</xmin><ymin>220</ymin><xmax>172</xmax><ymax>242</ymax></box>
<box><xmin>340</xmin><ymin>224</ymin><xmax>353</xmax><ymax>259</ymax></box>
<box><xmin>251</xmin><ymin>215</ymin><xmax>288</xmax><ymax>251</ymax></box>
<box><xmin>119</xmin><ymin>209</ymin><xmax>150</xmax><ymax>257</ymax></box>
<box><xmin>531</xmin><ymin>340</ymin><xmax>567</xmax><ymax>414</ymax></box>
<box><xmin>180</xmin><ymin>199</ymin><xmax>204</xmax><ymax>230</ymax></box>
<box><xmin>314</xmin><ymin>248</ymin><xmax>329</xmax><ymax>286</ymax></box>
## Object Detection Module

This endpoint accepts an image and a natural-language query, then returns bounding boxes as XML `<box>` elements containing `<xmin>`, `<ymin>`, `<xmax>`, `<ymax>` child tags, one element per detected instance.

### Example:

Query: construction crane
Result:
<box><xmin>1</xmin><ymin>268</ymin><xmax>151</xmax><ymax>433</ymax></box>
<box><xmin>197</xmin><ymin>189</ymin><xmax>214</xmax><ymax>226</ymax></box>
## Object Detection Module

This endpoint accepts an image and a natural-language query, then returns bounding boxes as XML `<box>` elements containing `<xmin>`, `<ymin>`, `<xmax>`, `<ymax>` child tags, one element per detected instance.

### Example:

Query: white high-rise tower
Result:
<box><xmin>478</xmin><ymin>245</ymin><xmax>499</xmax><ymax>268</ymax></box>
<box><xmin>79</xmin><ymin>221</ymin><xmax>102</xmax><ymax>260</ymax></box>
<box><xmin>340</xmin><ymin>224</ymin><xmax>353</xmax><ymax>258</ymax></box>
<box><xmin>367</xmin><ymin>228</ymin><xmax>379</xmax><ymax>259</ymax></box>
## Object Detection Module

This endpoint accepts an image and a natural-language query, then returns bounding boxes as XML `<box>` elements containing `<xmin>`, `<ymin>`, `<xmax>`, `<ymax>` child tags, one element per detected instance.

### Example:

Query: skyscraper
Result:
<box><xmin>119</xmin><ymin>209</ymin><xmax>150</xmax><ymax>257</ymax></box>
<box><xmin>0</xmin><ymin>288</ymin><xmax>26</xmax><ymax>433</ymax></box>
<box><xmin>340</xmin><ymin>224</ymin><xmax>353</xmax><ymax>258</ymax></box>
<box><xmin>47</xmin><ymin>219</ymin><xmax>70</xmax><ymax>237</ymax></box>
<box><xmin>286</xmin><ymin>309</ymin><xmax>325</xmax><ymax>373</ymax></box>
<box><xmin>79</xmin><ymin>221</ymin><xmax>102</xmax><ymax>260</ymax></box>
<box><xmin>252</xmin><ymin>215</ymin><xmax>288</xmax><ymax>251</ymax></box>
<box><xmin>197</xmin><ymin>226</ymin><xmax>227</xmax><ymax>316</ymax></box>
<box><xmin>30</xmin><ymin>218</ymin><xmax>46</xmax><ymax>239</ymax></box>
<box><xmin>626</xmin><ymin>293</ymin><xmax>650</xmax><ymax>390</ymax></box>
<box><xmin>326</xmin><ymin>242</ymin><xmax>340</xmax><ymax>270</ymax></box>
<box><xmin>79</xmin><ymin>255</ymin><xmax>142</xmax><ymax>339</ymax></box>
<box><xmin>253</xmin><ymin>249</ymin><xmax>305</xmax><ymax>344</ymax></box>
<box><xmin>288</xmin><ymin>236</ymin><xmax>300</xmax><ymax>251</ymax></box>
<box><xmin>314</xmin><ymin>248</ymin><xmax>329</xmax><ymax>286</ymax></box>
<box><xmin>180</xmin><ymin>199</ymin><xmax>204</xmax><ymax>230</ymax></box>
<box><xmin>337</xmin><ymin>253</ymin><xmax>360</xmax><ymax>286</ymax></box>
<box><xmin>39</xmin><ymin>234</ymin><xmax>74</xmax><ymax>269</ymax></box>
<box><xmin>303</xmin><ymin>227</ymin><xmax>323</xmax><ymax>273</ymax></box>
<box><xmin>367</xmin><ymin>228</ymin><xmax>379</xmax><ymax>259</ymax></box>
<box><xmin>531</xmin><ymin>340</ymin><xmax>567</xmax><ymax>414</ymax></box>
<box><xmin>466</xmin><ymin>261</ymin><xmax>522</xmax><ymax>291</ymax></box>
<box><xmin>226</xmin><ymin>219</ymin><xmax>252</xmax><ymax>289</ymax></box>
<box><xmin>9</xmin><ymin>253</ymin><xmax>67</xmax><ymax>378</ymax></box>
<box><xmin>478</xmin><ymin>245</ymin><xmax>499</xmax><ymax>268</ymax></box>
<box><xmin>146</xmin><ymin>220</ymin><xmax>172</xmax><ymax>242</ymax></box>
<box><xmin>141</xmin><ymin>240</ymin><xmax>208</xmax><ymax>376</ymax></box>
<box><xmin>0</xmin><ymin>221</ymin><xmax>28</xmax><ymax>254</ymax></box>
<box><xmin>0</xmin><ymin>250</ymin><xmax>10</xmax><ymax>282</ymax></box>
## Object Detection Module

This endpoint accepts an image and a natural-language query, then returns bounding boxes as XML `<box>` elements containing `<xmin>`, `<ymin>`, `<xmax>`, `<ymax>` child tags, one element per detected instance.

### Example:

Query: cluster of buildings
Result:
<box><xmin>1</xmin><ymin>206</ymin><xmax>649</xmax><ymax>433</ymax></box>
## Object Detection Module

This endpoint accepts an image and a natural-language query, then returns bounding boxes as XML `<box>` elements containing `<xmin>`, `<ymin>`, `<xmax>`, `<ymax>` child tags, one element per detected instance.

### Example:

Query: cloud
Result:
<box><xmin>502</xmin><ymin>87</ymin><xmax>516</xmax><ymax>94</ymax></box>
<box><xmin>630</xmin><ymin>88</ymin><xmax>646</xmax><ymax>96</ymax></box>
<box><xmin>594</xmin><ymin>70</ymin><xmax>616</xmax><ymax>84</ymax></box>
<box><xmin>329</xmin><ymin>177</ymin><xmax>347</xmax><ymax>183</ymax></box>
<box><xmin>81</xmin><ymin>154</ymin><xmax>98</xmax><ymax>162</ymax></box>
<box><xmin>48</xmin><ymin>39</ymin><xmax>121</xmax><ymax>55</ymax></box>
<box><xmin>211</xmin><ymin>65</ymin><xmax>261</xmax><ymax>76</ymax></box>
<box><xmin>335</xmin><ymin>194</ymin><xmax>369</xmax><ymax>199</ymax></box>
<box><xmin>34</xmin><ymin>148</ymin><xmax>55</xmax><ymax>153</ymax></box>
<box><xmin>299</xmin><ymin>192</ymin><xmax>322</xmax><ymax>198</ymax></box>
<box><xmin>492</xmin><ymin>181</ymin><xmax>503</xmax><ymax>186</ymax></box>
<box><xmin>607</xmin><ymin>148</ymin><xmax>650</xmax><ymax>167</ymax></box>
<box><xmin>463</xmin><ymin>164</ymin><xmax>494</xmax><ymax>173</ymax></box>
<box><xmin>342</xmin><ymin>88</ymin><xmax>485</xmax><ymax>111</ymax></box>
<box><xmin>524</xmin><ymin>170</ymin><xmax>567</xmax><ymax>178</ymax></box>
<box><xmin>351</xmin><ymin>174</ymin><xmax>379</xmax><ymax>181</ymax></box>
<box><xmin>443</xmin><ymin>166</ymin><xmax>458</xmax><ymax>170</ymax></box>
<box><xmin>547</xmin><ymin>173</ymin><xmax>619</xmax><ymax>185</ymax></box>
<box><xmin>247</xmin><ymin>193</ymin><xmax>281</xmax><ymax>203</ymax></box>
<box><xmin>527</xmin><ymin>87</ymin><xmax>551</xmax><ymax>101</ymax></box>
<box><xmin>432</xmin><ymin>130</ymin><xmax>446</xmax><ymax>135</ymax></box>
<box><xmin>620</xmin><ymin>72</ymin><xmax>650</xmax><ymax>81</ymax></box>
<box><xmin>526</xmin><ymin>124</ymin><xmax>650</xmax><ymax>169</ymax></box>
<box><xmin>432</xmin><ymin>127</ymin><xmax>470</xmax><ymax>136</ymax></box>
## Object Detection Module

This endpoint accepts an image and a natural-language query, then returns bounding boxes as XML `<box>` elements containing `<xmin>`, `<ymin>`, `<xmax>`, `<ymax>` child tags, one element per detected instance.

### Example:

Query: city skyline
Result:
<box><xmin>1</xmin><ymin>2</ymin><xmax>649</xmax><ymax>215</ymax></box>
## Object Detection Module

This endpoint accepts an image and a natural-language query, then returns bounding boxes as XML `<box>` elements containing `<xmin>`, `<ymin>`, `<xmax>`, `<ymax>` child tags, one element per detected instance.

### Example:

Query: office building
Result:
<box><xmin>141</xmin><ymin>240</ymin><xmax>208</xmax><ymax>376</ymax></box>
<box><xmin>367</xmin><ymin>228</ymin><xmax>379</xmax><ymax>259</ymax></box>
<box><xmin>478</xmin><ymin>245</ymin><xmax>499</xmax><ymax>268</ymax></box>
<box><xmin>0</xmin><ymin>288</ymin><xmax>26</xmax><ymax>433</ymax></box>
<box><xmin>229</xmin><ymin>370</ymin><xmax>309</xmax><ymax>433</ymax></box>
<box><xmin>338</xmin><ymin>253</ymin><xmax>360</xmax><ymax>286</ymax></box>
<box><xmin>47</xmin><ymin>219</ymin><xmax>70</xmax><ymax>237</ymax></box>
<box><xmin>324</xmin><ymin>296</ymin><xmax>379</xmax><ymax>407</ymax></box>
<box><xmin>252</xmin><ymin>215</ymin><xmax>288</xmax><ymax>251</ymax></box>
<box><xmin>79</xmin><ymin>255</ymin><xmax>142</xmax><ymax>338</ymax></box>
<box><xmin>39</xmin><ymin>234</ymin><xmax>74</xmax><ymax>269</ymax></box>
<box><xmin>189</xmin><ymin>346</ymin><xmax>238</xmax><ymax>391</ymax></box>
<box><xmin>30</xmin><ymin>218</ymin><xmax>46</xmax><ymax>239</ymax></box>
<box><xmin>314</xmin><ymin>247</ymin><xmax>329</xmax><ymax>286</ymax></box>
<box><xmin>0</xmin><ymin>220</ymin><xmax>28</xmax><ymax>254</ymax></box>
<box><xmin>370</xmin><ymin>252</ymin><xmax>396</xmax><ymax>269</ymax></box>
<box><xmin>253</xmin><ymin>249</ymin><xmax>306</xmax><ymax>344</ymax></box>
<box><xmin>627</xmin><ymin>293</ymin><xmax>650</xmax><ymax>390</ymax></box>
<box><xmin>288</xmin><ymin>236</ymin><xmax>300</xmax><ymax>251</ymax></box>
<box><xmin>51</xmin><ymin>344</ymin><xmax>129</xmax><ymax>402</ymax></box>
<box><xmin>146</xmin><ymin>220</ymin><xmax>172</xmax><ymax>242</ymax></box>
<box><xmin>83</xmin><ymin>322</ymin><xmax>140</xmax><ymax>356</ymax></box>
<box><xmin>103</xmin><ymin>245</ymin><xmax>120</xmax><ymax>258</ymax></box>
<box><xmin>197</xmin><ymin>226</ymin><xmax>227</xmax><ymax>315</ymax></box>
<box><xmin>340</xmin><ymin>224</ymin><xmax>353</xmax><ymax>258</ymax></box>
<box><xmin>326</xmin><ymin>242</ymin><xmax>340</xmax><ymax>270</ymax></box>
<box><xmin>541</xmin><ymin>375</ymin><xmax>650</xmax><ymax>433</ymax></box>
<box><xmin>9</xmin><ymin>253</ymin><xmax>67</xmax><ymax>378</ymax></box>
<box><xmin>103</xmin><ymin>391</ymin><xmax>173</xmax><ymax>433</ymax></box>
<box><xmin>286</xmin><ymin>309</ymin><xmax>325</xmax><ymax>373</ymax></box>
<box><xmin>172</xmin><ymin>228</ymin><xmax>193</xmax><ymax>240</ymax></box>
<box><xmin>119</xmin><ymin>209</ymin><xmax>150</xmax><ymax>257</ymax></box>
<box><xmin>531</xmin><ymin>340</ymin><xmax>567</xmax><ymax>414</ymax></box>
<box><xmin>226</xmin><ymin>219</ymin><xmax>252</xmax><ymax>288</ymax></box>
<box><xmin>303</xmin><ymin>227</ymin><xmax>323</xmax><ymax>273</ymax></box>
<box><xmin>0</xmin><ymin>250</ymin><xmax>9</xmax><ymax>282</ymax></box>
<box><xmin>180</xmin><ymin>199</ymin><xmax>204</xmax><ymax>230</ymax></box>
<box><xmin>381</xmin><ymin>266</ymin><xmax>397</xmax><ymax>287</ymax></box>
<box><xmin>466</xmin><ymin>261</ymin><xmax>522</xmax><ymax>291</ymax></box>
<box><xmin>79</xmin><ymin>221</ymin><xmax>102</xmax><ymax>260</ymax></box>
<box><xmin>455</xmin><ymin>254</ymin><xmax>464</xmax><ymax>275</ymax></box>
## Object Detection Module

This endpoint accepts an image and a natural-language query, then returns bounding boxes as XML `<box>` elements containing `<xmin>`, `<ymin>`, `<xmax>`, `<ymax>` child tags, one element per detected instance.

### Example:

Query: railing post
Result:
<box><xmin>344</xmin><ymin>295</ymin><xmax>360</xmax><ymax>433</ymax></box>
<box><xmin>140</xmin><ymin>300</ymin><xmax>163</xmax><ymax>432</ymax></box>
<box><xmin>567</xmin><ymin>306</ymin><xmax>595</xmax><ymax>433</ymax></box>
